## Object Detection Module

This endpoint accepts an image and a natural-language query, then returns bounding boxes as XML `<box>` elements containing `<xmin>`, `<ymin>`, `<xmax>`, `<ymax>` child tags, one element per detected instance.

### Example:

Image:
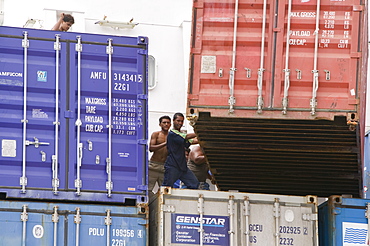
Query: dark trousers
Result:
<box><xmin>162</xmin><ymin>165</ymin><xmax>199</xmax><ymax>189</ymax></box>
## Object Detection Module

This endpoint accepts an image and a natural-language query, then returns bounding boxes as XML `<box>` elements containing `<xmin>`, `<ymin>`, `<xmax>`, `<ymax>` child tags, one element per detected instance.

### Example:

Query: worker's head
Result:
<box><xmin>172</xmin><ymin>113</ymin><xmax>184</xmax><ymax>131</ymax></box>
<box><xmin>60</xmin><ymin>14</ymin><xmax>74</xmax><ymax>32</ymax></box>
<box><xmin>159</xmin><ymin>115</ymin><xmax>171</xmax><ymax>131</ymax></box>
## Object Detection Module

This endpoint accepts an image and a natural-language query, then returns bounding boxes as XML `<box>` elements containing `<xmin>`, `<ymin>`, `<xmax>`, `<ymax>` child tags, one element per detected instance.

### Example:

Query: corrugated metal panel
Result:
<box><xmin>0</xmin><ymin>26</ymin><xmax>148</xmax><ymax>203</ymax></box>
<box><xmin>193</xmin><ymin>112</ymin><xmax>361</xmax><ymax>197</ymax></box>
<box><xmin>188</xmin><ymin>0</ymin><xmax>365</xmax><ymax>119</ymax></box>
<box><xmin>0</xmin><ymin>199</ymin><xmax>147</xmax><ymax>245</ymax></box>
<box><xmin>150</xmin><ymin>188</ymin><xmax>318</xmax><ymax>246</ymax></box>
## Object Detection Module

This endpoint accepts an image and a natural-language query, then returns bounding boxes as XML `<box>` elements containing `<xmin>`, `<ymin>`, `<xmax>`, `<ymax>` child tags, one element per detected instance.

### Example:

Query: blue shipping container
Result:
<box><xmin>0</xmin><ymin>26</ymin><xmax>148</xmax><ymax>203</ymax></box>
<box><xmin>0</xmin><ymin>199</ymin><xmax>147</xmax><ymax>246</ymax></box>
<box><xmin>319</xmin><ymin>196</ymin><xmax>370</xmax><ymax>246</ymax></box>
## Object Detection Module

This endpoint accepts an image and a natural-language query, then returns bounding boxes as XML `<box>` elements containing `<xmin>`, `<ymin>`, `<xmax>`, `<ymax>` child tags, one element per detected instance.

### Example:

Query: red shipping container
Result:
<box><xmin>187</xmin><ymin>0</ymin><xmax>367</xmax><ymax>197</ymax></box>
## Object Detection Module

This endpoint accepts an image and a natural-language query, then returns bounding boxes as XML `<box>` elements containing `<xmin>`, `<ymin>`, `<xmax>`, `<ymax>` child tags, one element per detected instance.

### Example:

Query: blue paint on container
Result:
<box><xmin>0</xmin><ymin>26</ymin><xmax>148</xmax><ymax>204</ymax></box>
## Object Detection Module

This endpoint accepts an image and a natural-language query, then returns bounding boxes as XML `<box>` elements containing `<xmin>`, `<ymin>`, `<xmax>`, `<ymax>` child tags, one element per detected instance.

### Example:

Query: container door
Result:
<box><xmin>68</xmin><ymin>35</ymin><xmax>148</xmax><ymax>197</ymax></box>
<box><xmin>189</xmin><ymin>0</ymin><xmax>275</xmax><ymax>115</ymax></box>
<box><xmin>0</xmin><ymin>202</ymin><xmax>65</xmax><ymax>245</ymax></box>
<box><xmin>66</xmin><ymin>206</ymin><xmax>147</xmax><ymax>246</ymax></box>
<box><xmin>0</xmin><ymin>31</ymin><xmax>66</xmax><ymax>193</ymax></box>
<box><xmin>319</xmin><ymin>196</ymin><xmax>370</xmax><ymax>246</ymax></box>
<box><xmin>273</xmin><ymin>0</ymin><xmax>361</xmax><ymax>115</ymax></box>
<box><xmin>188</xmin><ymin>0</ymin><xmax>364</xmax><ymax>119</ymax></box>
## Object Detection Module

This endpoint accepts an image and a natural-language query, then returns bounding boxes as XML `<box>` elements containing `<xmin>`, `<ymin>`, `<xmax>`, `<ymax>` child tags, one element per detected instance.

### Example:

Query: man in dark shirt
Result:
<box><xmin>162</xmin><ymin>113</ymin><xmax>199</xmax><ymax>189</ymax></box>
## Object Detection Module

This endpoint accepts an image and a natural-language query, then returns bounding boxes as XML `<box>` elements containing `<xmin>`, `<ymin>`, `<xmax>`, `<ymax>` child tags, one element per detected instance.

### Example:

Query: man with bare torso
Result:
<box><xmin>148</xmin><ymin>116</ymin><xmax>171</xmax><ymax>199</ymax></box>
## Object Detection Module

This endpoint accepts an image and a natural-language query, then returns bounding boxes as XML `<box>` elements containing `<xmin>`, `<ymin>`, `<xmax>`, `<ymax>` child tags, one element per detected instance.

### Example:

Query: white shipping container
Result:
<box><xmin>150</xmin><ymin>187</ymin><xmax>318</xmax><ymax>246</ymax></box>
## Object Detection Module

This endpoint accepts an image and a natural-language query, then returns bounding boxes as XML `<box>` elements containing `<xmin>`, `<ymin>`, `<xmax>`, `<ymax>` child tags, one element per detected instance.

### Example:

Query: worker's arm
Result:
<box><xmin>51</xmin><ymin>13</ymin><xmax>64</xmax><ymax>31</ymax></box>
<box><xmin>190</xmin><ymin>146</ymin><xmax>205</xmax><ymax>165</ymax></box>
<box><xmin>149</xmin><ymin>132</ymin><xmax>166</xmax><ymax>152</ymax></box>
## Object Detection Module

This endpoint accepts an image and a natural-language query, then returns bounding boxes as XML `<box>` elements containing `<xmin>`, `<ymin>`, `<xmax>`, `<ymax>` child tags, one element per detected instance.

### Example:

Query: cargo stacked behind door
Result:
<box><xmin>187</xmin><ymin>0</ymin><xmax>366</xmax><ymax>197</ymax></box>
<box><xmin>0</xmin><ymin>26</ymin><xmax>149</xmax><ymax>204</ymax></box>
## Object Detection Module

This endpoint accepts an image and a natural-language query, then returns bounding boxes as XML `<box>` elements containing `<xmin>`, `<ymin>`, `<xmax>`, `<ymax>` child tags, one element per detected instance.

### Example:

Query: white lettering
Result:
<box><xmin>290</xmin><ymin>31</ymin><xmax>311</xmax><ymax>37</ymax></box>
<box><xmin>85</xmin><ymin>124</ymin><xmax>104</xmax><ymax>132</ymax></box>
<box><xmin>85</xmin><ymin>97</ymin><xmax>107</xmax><ymax>105</ymax></box>
<box><xmin>86</xmin><ymin>106</ymin><xmax>96</xmax><ymax>114</ymax></box>
<box><xmin>90</xmin><ymin>71</ymin><xmax>106</xmax><ymax>80</ymax></box>
<box><xmin>85</xmin><ymin>115</ymin><xmax>103</xmax><ymax>123</ymax></box>
<box><xmin>176</xmin><ymin>216</ymin><xmax>226</xmax><ymax>226</ymax></box>
<box><xmin>88</xmin><ymin>227</ymin><xmax>105</xmax><ymax>236</ymax></box>
<box><xmin>0</xmin><ymin>71</ymin><xmax>23</xmax><ymax>77</ymax></box>
<box><xmin>290</xmin><ymin>12</ymin><xmax>316</xmax><ymax>18</ymax></box>
<box><xmin>289</xmin><ymin>39</ymin><xmax>307</xmax><ymax>45</ymax></box>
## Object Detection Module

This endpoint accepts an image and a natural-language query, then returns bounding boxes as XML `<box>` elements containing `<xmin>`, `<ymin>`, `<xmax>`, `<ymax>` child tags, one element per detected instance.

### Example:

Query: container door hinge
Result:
<box><xmin>54</xmin><ymin>34</ymin><xmax>61</xmax><ymax>51</ymax></box>
<box><xmin>106</xmin><ymin>43</ymin><xmax>113</xmax><ymax>55</ymax></box>
<box><xmin>353</xmin><ymin>5</ymin><xmax>364</xmax><ymax>12</ymax></box>
<box><xmin>138</xmin><ymin>139</ymin><xmax>147</xmax><ymax>145</ymax></box>
<box><xmin>21</xmin><ymin>205</ymin><xmax>28</xmax><ymax>222</ymax></box>
<box><xmin>137</xmin><ymin>94</ymin><xmax>148</xmax><ymax>100</ymax></box>
<box><xmin>138</xmin><ymin>49</ymin><xmax>147</xmax><ymax>55</ymax></box>
<box><xmin>52</xmin><ymin>155</ymin><xmax>60</xmax><ymax>195</ymax></box>
<box><xmin>137</xmin><ymin>185</ymin><xmax>147</xmax><ymax>191</ymax></box>
<box><xmin>137</xmin><ymin>218</ymin><xmax>147</xmax><ymax>226</ymax></box>
<box><xmin>105</xmin><ymin>209</ymin><xmax>112</xmax><ymax>225</ymax></box>
<box><xmin>20</xmin><ymin>176</ymin><xmax>27</xmax><ymax>187</ymax></box>
<box><xmin>75</xmin><ymin>36</ymin><xmax>82</xmax><ymax>52</ymax></box>
<box><xmin>162</xmin><ymin>204</ymin><xmax>175</xmax><ymax>213</ymax></box>
<box><xmin>52</xmin><ymin>206</ymin><xmax>59</xmax><ymax>223</ymax></box>
<box><xmin>22</xmin><ymin>32</ymin><xmax>29</xmax><ymax>48</ymax></box>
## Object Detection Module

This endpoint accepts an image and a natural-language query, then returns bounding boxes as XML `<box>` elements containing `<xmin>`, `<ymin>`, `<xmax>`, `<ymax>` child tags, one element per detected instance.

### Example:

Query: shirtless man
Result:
<box><xmin>148</xmin><ymin>115</ymin><xmax>171</xmax><ymax>200</ymax></box>
<box><xmin>52</xmin><ymin>13</ymin><xmax>74</xmax><ymax>32</ymax></box>
<box><xmin>187</xmin><ymin>145</ymin><xmax>210</xmax><ymax>190</ymax></box>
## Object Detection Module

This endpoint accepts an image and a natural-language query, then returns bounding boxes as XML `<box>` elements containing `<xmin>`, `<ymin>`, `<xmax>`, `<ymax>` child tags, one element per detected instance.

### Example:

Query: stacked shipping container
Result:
<box><xmin>187</xmin><ymin>0</ymin><xmax>367</xmax><ymax>197</ymax></box>
<box><xmin>0</xmin><ymin>25</ymin><xmax>149</xmax><ymax>245</ymax></box>
<box><xmin>0</xmin><ymin>26</ymin><xmax>148</xmax><ymax>203</ymax></box>
<box><xmin>150</xmin><ymin>188</ymin><xmax>319</xmax><ymax>246</ymax></box>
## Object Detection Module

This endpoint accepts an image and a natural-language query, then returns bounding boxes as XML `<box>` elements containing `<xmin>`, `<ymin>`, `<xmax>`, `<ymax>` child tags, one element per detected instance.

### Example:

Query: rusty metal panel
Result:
<box><xmin>192</xmin><ymin>112</ymin><xmax>361</xmax><ymax>197</ymax></box>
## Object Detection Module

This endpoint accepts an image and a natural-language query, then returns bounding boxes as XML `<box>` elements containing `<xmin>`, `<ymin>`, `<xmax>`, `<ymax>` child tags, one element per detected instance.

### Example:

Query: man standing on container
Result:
<box><xmin>162</xmin><ymin>113</ymin><xmax>199</xmax><ymax>189</ymax></box>
<box><xmin>52</xmin><ymin>13</ymin><xmax>75</xmax><ymax>32</ymax></box>
<box><xmin>148</xmin><ymin>115</ymin><xmax>171</xmax><ymax>200</ymax></box>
